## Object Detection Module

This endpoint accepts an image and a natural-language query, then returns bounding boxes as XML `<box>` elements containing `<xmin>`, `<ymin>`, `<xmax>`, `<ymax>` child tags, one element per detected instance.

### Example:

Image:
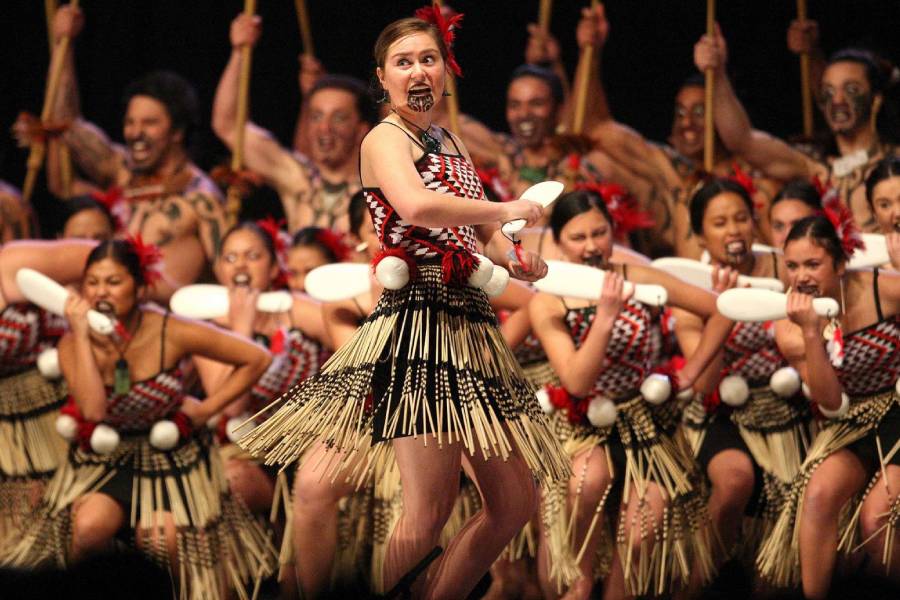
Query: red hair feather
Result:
<box><xmin>125</xmin><ymin>234</ymin><xmax>163</xmax><ymax>286</ymax></box>
<box><xmin>821</xmin><ymin>189</ymin><xmax>865</xmax><ymax>258</ymax></box>
<box><xmin>314</xmin><ymin>228</ymin><xmax>350</xmax><ymax>262</ymax></box>
<box><xmin>414</xmin><ymin>3</ymin><xmax>464</xmax><ymax>77</ymax></box>
<box><xmin>575</xmin><ymin>182</ymin><xmax>654</xmax><ymax>236</ymax></box>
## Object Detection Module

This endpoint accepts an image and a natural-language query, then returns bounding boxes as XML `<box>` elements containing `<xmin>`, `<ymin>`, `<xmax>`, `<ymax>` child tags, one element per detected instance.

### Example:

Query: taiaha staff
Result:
<box><xmin>294</xmin><ymin>0</ymin><xmax>314</xmax><ymax>57</ymax></box>
<box><xmin>703</xmin><ymin>0</ymin><xmax>716</xmax><ymax>172</ymax></box>
<box><xmin>539</xmin><ymin>0</ymin><xmax>552</xmax><ymax>32</ymax></box>
<box><xmin>22</xmin><ymin>0</ymin><xmax>80</xmax><ymax>204</ymax></box>
<box><xmin>797</xmin><ymin>0</ymin><xmax>813</xmax><ymax>138</ymax></box>
<box><xmin>43</xmin><ymin>0</ymin><xmax>73</xmax><ymax>197</ymax></box>
<box><xmin>572</xmin><ymin>0</ymin><xmax>599</xmax><ymax>135</ymax></box>
<box><xmin>434</xmin><ymin>0</ymin><xmax>461</xmax><ymax>134</ymax></box>
<box><xmin>226</xmin><ymin>0</ymin><xmax>257</xmax><ymax>225</ymax></box>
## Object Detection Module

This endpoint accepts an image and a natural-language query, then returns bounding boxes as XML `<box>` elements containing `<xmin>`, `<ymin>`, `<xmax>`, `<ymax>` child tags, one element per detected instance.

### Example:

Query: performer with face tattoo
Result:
<box><xmin>213</xmin><ymin>13</ymin><xmax>377</xmax><ymax>235</ymax></box>
<box><xmin>695</xmin><ymin>23</ymin><xmax>900</xmax><ymax>233</ymax></box>
<box><xmin>32</xmin><ymin>6</ymin><xmax>226</xmax><ymax>303</ymax></box>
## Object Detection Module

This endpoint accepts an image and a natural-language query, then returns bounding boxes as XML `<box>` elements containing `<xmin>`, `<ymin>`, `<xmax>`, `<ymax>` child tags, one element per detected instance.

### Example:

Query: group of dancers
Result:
<box><xmin>1</xmin><ymin>2</ymin><xmax>900</xmax><ymax>599</ymax></box>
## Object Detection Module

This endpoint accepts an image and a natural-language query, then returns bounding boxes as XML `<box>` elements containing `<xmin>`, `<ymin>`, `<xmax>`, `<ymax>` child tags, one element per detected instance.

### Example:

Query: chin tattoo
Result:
<box><xmin>408</xmin><ymin>93</ymin><xmax>435</xmax><ymax>112</ymax></box>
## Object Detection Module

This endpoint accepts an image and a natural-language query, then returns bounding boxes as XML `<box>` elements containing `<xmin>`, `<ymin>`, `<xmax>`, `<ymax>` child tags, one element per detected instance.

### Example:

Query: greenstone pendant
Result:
<box><xmin>114</xmin><ymin>358</ymin><xmax>131</xmax><ymax>396</ymax></box>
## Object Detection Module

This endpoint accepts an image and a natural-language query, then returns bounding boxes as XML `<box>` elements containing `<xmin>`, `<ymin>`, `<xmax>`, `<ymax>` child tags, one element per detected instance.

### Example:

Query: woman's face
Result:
<box><xmin>700</xmin><ymin>192</ymin><xmax>755</xmax><ymax>267</ymax></box>
<box><xmin>82</xmin><ymin>257</ymin><xmax>140</xmax><ymax>319</ymax></box>
<box><xmin>784</xmin><ymin>237</ymin><xmax>843</xmax><ymax>298</ymax></box>
<box><xmin>377</xmin><ymin>31</ymin><xmax>445</xmax><ymax>115</ymax></box>
<box><xmin>870</xmin><ymin>176</ymin><xmax>900</xmax><ymax>234</ymax></box>
<box><xmin>285</xmin><ymin>245</ymin><xmax>330</xmax><ymax>292</ymax></box>
<box><xmin>557</xmin><ymin>209</ymin><xmax>614</xmax><ymax>267</ymax></box>
<box><xmin>215</xmin><ymin>229</ymin><xmax>279</xmax><ymax>290</ymax></box>
<box><xmin>62</xmin><ymin>209</ymin><xmax>113</xmax><ymax>241</ymax></box>
<box><xmin>770</xmin><ymin>199</ymin><xmax>818</xmax><ymax>250</ymax></box>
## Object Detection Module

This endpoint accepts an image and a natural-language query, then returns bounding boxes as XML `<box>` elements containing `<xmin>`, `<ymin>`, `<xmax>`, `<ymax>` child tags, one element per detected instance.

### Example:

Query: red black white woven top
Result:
<box><xmin>363</xmin><ymin>126</ymin><xmax>484</xmax><ymax>263</ymax></box>
<box><xmin>0</xmin><ymin>304</ymin><xmax>67</xmax><ymax>377</ymax></box>
<box><xmin>723</xmin><ymin>321</ymin><xmax>786</xmax><ymax>382</ymax></box>
<box><xmin>249</xmin><ymin>327</ymin><xmax>330</xmax><ymax>413</ymax></box>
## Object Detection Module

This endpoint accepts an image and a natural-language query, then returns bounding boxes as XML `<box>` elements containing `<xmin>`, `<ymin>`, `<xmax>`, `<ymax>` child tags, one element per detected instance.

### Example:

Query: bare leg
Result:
<box><xmin>798</xmin><ymin>449</ymin><xmax>868</xmax><ymax>600</ymax></box>
<box><xmin>70</xmin><ymin>492</ymin><xmax>125</xmax><ymax>561</ymax></box>
<box><xmin>859</xmin><ymin>464</ymin><xmax>900</xmax><ymax>578</ymax></box>
<box><xmin>292</xmin><ymin>443</ymin><xmax>359</xmax><ymax>599</ymax></box>
<box><xmin>424</xmin><ymin>444</ymin><xmax>538</xmax><ymax>600</ymax></box>
<box><xmin>134</xmin><ymin>510</ymin><xmax>179</xmax><ymax>566</ymax></box>
<box><xmin>224</xmin><ymin>457</ymin><xmax>275</xmax><ymax>515</ymax></box>
<box><xmin>382</xmin><ymin>436</ymin><xmax>461</xmax><ymax>594</ymax></box>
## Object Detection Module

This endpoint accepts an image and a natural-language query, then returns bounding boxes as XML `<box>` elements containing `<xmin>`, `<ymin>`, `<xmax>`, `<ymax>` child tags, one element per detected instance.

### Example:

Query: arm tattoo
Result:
<box><xmin>187</xmin><ymin>193</ymin><xmax>225</xmax><ymax>259</ymax></box>
<box><xmin>64</xmin><ymin>121</ymin><xmax>125</xmax><ymax>187</ymax></box>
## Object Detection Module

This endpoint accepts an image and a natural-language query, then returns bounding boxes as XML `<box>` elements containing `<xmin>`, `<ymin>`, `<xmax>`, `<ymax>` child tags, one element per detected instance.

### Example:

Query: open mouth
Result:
<box><xmin>724</xmin><ymin>240</ymin><xmax>748</xmax><ymax>260</ymax></box>
<box><xmin>128</xmin><ymin>138</ymin><xmax>151</xmax><ymax>162</ymax></box>
<box><xmin>680</xmin><ymin>128</ymin><xmax>700</xmax><ymax>144</ymax></box>
<box><xmin>233</xmin><ymin>273</ymin><xmax>251</xmax><ymax>286</ymax></box>
<box><xmin>407</xmin><ymin>86</ymin><xmax>434</xmax><ymax>112</ymax></box>
<box><xmin>892</xmin><ymin>222</ymin><xmax>900</xmax><ymax>233</ymax></box>
<box><xmin>830</xmin><ymin>106</ymin><xmax>852</xmax><ymax>125</ymax></box>
<box><xmin>316</xmin><ymin>136</ymin><xmax>336</xmax><ymax>152</ymax></box>
<box><xmin>795</xmin><ymin>284</ymin><xmax>820</xmax><ymax>296</ymax></box>
<box><xmin>95</xmin><ymin>300</ymin><xmax>115</xmax><ymax>315</ymax></box>
<box><xmin>514</xmin><ymin>119</ymin><xmax>538</xmax><ymax>139</ymax></box>
<box><xmin>583</xmin><ymin>255</ymin><xmax>607</xmax><ymax>268</ymax></box>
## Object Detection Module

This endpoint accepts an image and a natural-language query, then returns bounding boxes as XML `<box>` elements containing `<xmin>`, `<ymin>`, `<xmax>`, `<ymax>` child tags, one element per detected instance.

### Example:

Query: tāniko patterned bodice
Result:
<box><xmin>365</xmin><ymin>151</ymin><xmax>484</xmax><ymax>262</ymax></box>
<box><xmin>835</xmin><ymin>316</ymin><xmax>900</xmax><ymax>397</ymax></box>
<box><xmin>104</xmin><ymin>367</ymin><xmax>184</xmax><ymax>432</ymax></box>
<box><xmin>565</xmin><ymin>298</ymin><xmax>654</xmax><ymax>400</ymax></box>
<box><xmin>0</xmin><ymin>304</ymin><xmax>66</xmax><ymax>377</ymax></box>
<box><xmin>250</xmin><ymin>327</ymin><xmax>329</xmax><ymax>413</ymax></box>
<box><xmin>723</xmin><ymin>321</ymin><xmax>786</xmax><ymax>382</ymax></box>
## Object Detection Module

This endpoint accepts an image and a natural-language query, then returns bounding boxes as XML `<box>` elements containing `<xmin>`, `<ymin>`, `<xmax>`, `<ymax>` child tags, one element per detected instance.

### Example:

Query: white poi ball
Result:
<box><xmin>226</xmin><ymin>416</ymin><xmax>251</xmax><ymax>442</ymax></box>
<box><xmin>640</xmin><ymin>374</ymin><xmax>671</xmax><ymax>405</ymax></box>
<box><xmin>468</xmin><ymin>254</ymin><xmax>494</xmax><ymax>289</ymax></box>
<box><xmin>719</xmin><ymin>375</ymin><xmax>750</xmax><ymax>407</ymax></box>
<box><xmin>206</xmin><ymin>414</ymin><xmax>221</xmax><ymax>430</ymax></box>
<box><xmin>770</xmin><ymin>366</ymin><xmax>802</xmax><ymax>398</ymax></box>
<box><xmin>55</xmin><ymin>414</ymin><xmax>78</xmax><ymax>441</ymax></box>
<box><xmin>535</xmin><ymin>388</ymin><xmax>555</xmax><ymax>414</ymax></box>
<box><xmin>676</xmin><ymin>388</ymin><xmax>695</xmax><ymax>403</ymax></box>
<box><xmin>374</xmin><ymin>256</ymin><xmax>410</xmax><ymax>290</ymax></box>
<box><xmin>819</xmin><ymin>393</ymin><xmax>850</xmax><ymax>420</ymax></box>
<box><xmin>90</xmin><ymin>424</ymin><xmax>120</xmax><ymax>455</ymax></box>
<box><xmin>36</xmin><ymin>348</ymin><xmax>61</xmax><ymax>379</ymax></box>
<box><xmin>587</xmin><ymin>398</ymin><xmax>617</xmax><ymax>427</ymax></box>
<box><xmin>149</xmin><ymin>420</ymin><xmax>180</xmax><ymax>450</ymax></box>
<box><xmin>482</xmin><ymin>266</ymin><xmax>510</xmax><ymax>297</ymax></box>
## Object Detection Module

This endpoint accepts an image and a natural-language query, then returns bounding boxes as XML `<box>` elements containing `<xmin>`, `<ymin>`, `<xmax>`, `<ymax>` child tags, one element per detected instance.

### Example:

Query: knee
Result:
<box><xmin>72</xmin><ymin>506</ymin><xmax>120</xmax><ymax>554</ymax></box>
<box><xmin>294</xmin><ymin>468</ymin><xmax>347</xmax><ymax>511</ymax></box>
<box><xmin>802</xmin><ymin>478</ymin><xmax>845</xmax><ymax>522</ymax></box>
<box><xmin>403</xmin><ymin>489</ymin><xmax>458</xmax><ymax>540</ymax></box>
<box><xmin>484</xmin><ymin>471</ymin><xmax>538</xmax><ymax>531</ymax></box>
<box><xmin>710</xmin><ymin>461</ymin><xmax>755</xmax><ymax>510</ymax></box>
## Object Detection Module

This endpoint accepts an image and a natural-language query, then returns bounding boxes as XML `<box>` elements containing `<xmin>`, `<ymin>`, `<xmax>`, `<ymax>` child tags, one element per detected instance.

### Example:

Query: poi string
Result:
<box><xmin>22</xmin><ymin>0</ymin><xmax>80</xmax><ymax>204</ymax></box>
<box><xmin>227</xmin><ymin>0</ymin><xmax>257</xmax><ymax>226</ymax></box>
<box><xmin>797</xmin><ymin>0</ymin><xmax>813</xmax><ymax>138</ymax></box>
<box><xmin>572</xmin><ymin>0</ymin><xmax>600</xmax><ymax>134</ymax></box>
<box><xmin>703</xmin><ymin>0</ymin><xmax>716</xmax><ymax>172</ymax></box>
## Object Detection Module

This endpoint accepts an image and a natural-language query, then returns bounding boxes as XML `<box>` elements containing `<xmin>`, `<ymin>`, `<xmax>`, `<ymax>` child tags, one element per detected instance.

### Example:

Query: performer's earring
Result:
<box><xmin>379</xmin><ymin>89</ymin><xmax>390</xmax><ymax>104</ymax></box>
<box><xmin>442</xmin><ymin>90</ymin><xmax>452</xmax><ymax>97</ymax></box>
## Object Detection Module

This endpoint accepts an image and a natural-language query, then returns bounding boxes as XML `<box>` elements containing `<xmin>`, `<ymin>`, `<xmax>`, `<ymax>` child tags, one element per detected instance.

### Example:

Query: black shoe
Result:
<box><xmin>380</xmin><ymin>546</ymin><xmax>444</xmax><ymax>600</ymax></box>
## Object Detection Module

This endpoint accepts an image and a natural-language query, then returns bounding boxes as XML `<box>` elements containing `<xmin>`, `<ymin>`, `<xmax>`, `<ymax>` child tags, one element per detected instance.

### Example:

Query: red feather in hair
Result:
<box><xmin>821</xmin><ymin>191</ymin><xmax>865</xmax><ymax>258</ymax></box>
<box><xmin>256</xmin><ymin>217</ymin><xmax>288</xmax><ymax>255</ymax></box>
<box><xmin>315</xmin><ymin>228</ymin><xmax>350</xmax><ymax>261</ymax></box>
<box><xmin>729</xmin><ymin>162</ymin><xmax>757</xmax><ymax>197</ymax></box>
<box><xmin>414</xmin><ymin>3</ymin><xmax>464</xmax><ymax>77</ymax></box>
<box><xmin>125</xmin><ymin>234</ymin><xmax>163</xmax><ymax>286</ymax></box>
<box><xmin>575</xmin><ymin>182</ymin><xmax>654</xmax><ymax>236</ymax></box>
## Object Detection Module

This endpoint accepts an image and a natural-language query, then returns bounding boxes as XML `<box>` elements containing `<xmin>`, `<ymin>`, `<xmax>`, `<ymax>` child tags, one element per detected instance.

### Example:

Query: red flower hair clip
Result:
<box><xmin>414</xmin><ymin>2</ymin><xmax>464</xmax><ymax>77</ymax></box>
<box><xmin>315</xmin><ymin>228</ymin><xmax>350</xmax><ymax>262</ymax></box>
<box><xmin>575</xmin><ymin>182</ymin><xmax>654</xmax><ymax>237</ymax></box>
<box><xmin>821</xmin><ymin>191</ymin><xmax>865</xmax><ymax>259</ymax></box>
<box><xmin>728</xmin><ymin>162</ymin><xmax>757</xmax><ymax>197</ymax></box>
<box><xmin>125</xmin><ymin>234</ymin><xmax>163</xmax><ymax>286</ymax></box>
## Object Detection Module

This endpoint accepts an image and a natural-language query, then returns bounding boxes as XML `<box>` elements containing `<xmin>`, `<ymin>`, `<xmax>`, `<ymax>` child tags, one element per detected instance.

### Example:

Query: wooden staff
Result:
<box><xmin>294</xmin><ymin>0</ymin><xmax>314</xmax><ymax>57</ymax></box>
<box><xmin>434</xmin><ymin>0</ymin><xmax>460</xmax><ymax>134</ymax></box>
<box><xmin>703</xmin><ymin>0</ymin><xmax>715</xmax><ymax>172</ymax></box>
<box><xmin>572</xmin><ymin>0</ymin><xmax>600</xmax><ymax>134</ymax></box>
<box><xmin>23</xmin><ymin>0</ymin><xmax>79</xmax><ymax>204</ymax></box>
<box><xmin>797</xmin><ymin>0</ymin><xmax>813</xmax><ymax>138</ymax></box>
<box><xmin>226</xmin><ymin>0</ymin><xmax>257</xmax><ymax>225</ymax></box>
<box><xmin>539</xmin><ymin>0</ymin><xmax>553</xmax><ymax>31</ymax></box>
<box><xmin>43</xmin><ymin>0</ymin><xmax>73</xmax><ymax>197</ymax></box>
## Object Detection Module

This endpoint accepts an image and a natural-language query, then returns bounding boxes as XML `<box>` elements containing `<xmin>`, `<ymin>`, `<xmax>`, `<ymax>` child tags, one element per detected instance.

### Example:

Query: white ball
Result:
<box><xmin>482</xmin><ymin>266</ymin><xmax>510</xmax><ymax>297</ymax></box>
<box><xmin>149</xmin><ymin>420</ymin><xmax>180</xmax><ymax>450</ymax></box>
<box><xmin>36</xmin><ymin>348</ymin><xmax>61</xmax><ymax>379</ymax></box>
<box><xmin>90</xmin><ymin>424</ymin><xmax>120</xmax><ymax>455</ymax></box>
<box><xmin>640</xmin><ymin>374</ymin><xmax>671</xmax><ymax>405</ymax></box>
<box><xmin>801</xmin><ymin>382</ymin><xmax>812</xmax><ymax>400</ymax></box>
<box><xmin>770</xmin><ymin>367</ymin><xmax>802</xmax><ymax>398</ymax></box>
<box><xmin>819</xmin><ymin>393</ymin><xmax>850</xmax><ymax>420</ymax></box>
<box><xmin>206</xmin><ymin>414</ymin><xmax>221</xmax><ymax>430</ymax></box>
<box><xmin>55</xmin><ymin>414</ymin><xmax>78</xmax><ymax>441</ymax></box>
<box><xmin>226</xmin><ymin>416</ymin><xmax>252</xmax><ymax>442</ymax></box>
<box><xmin>719</xmin><ymin>375</ymin><xmax>750</xmax><ymax>407</ymax></box>
<box><xmin>676</xmin><ymin>388</ymin><xmax>695</xmax><ymax>403</ymax></box>
<box><xmin>374</xmin><ymin>256</ymin><xmax>410</xmax><ymax>290</ymax></box>
<box><xmin>468</xmin><ymin>254</ymin><xmax>494</xmax><ymax>289</ymax></box>
<box><xmin>587</xmin><ymin>397</ymin><xmax>617</xmax><ymax>427</ymax></box>
<box><xmin>535</xmin><ymin>388</ymin><xmax>555</xmax><ymax>414</ymax></box>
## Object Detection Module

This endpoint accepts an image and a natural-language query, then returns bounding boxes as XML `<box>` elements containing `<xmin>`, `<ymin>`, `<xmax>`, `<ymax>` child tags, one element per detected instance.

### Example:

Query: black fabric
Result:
<box><xmin>695</xmin><ymin>411</ymin><xmax>765</xmax><ymax>515</ymax></box>
<box><xmin>846</xmin><ymin>401</ymin><xmax>900</xmax><ymax>469</ymax></box>
<box><xmin>874</xmin><ymin>267</ymin><xmax>884</xmax><ymax>322</ymax></box>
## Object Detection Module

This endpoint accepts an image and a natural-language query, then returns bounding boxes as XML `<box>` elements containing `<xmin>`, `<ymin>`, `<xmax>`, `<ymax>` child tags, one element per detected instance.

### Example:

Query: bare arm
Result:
<box><xmin>186</xmin><ymin>191</ymin><xmax>227</xmax><ymax>263</ymax></box>
<box><xmin>323</xmin><ymin>299</ymin><xmax>364</xmax><ymax>349</ymax></box>
<box><xmin>0</xmin><ymin>239</ymin><xmax>96</xmax><ymax>306</ymax></box>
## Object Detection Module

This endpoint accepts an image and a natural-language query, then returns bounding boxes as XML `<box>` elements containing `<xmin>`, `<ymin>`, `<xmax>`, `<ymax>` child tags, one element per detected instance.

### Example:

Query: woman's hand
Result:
<box><xmin>786</xmin><ymin>290</ymin><xmax>824</xmax><ymax>336</ymax></box>
<box><xmin>508</xmin><ymin>250</ymin><xmax>548</xmax><ymax>282</ymax></box>
<box><xmin>501</xmin><ymin>199</ymin><xmax>544</xmax><ymax>229</ymax></box>
<box><xmin>886</xmin><ymin>232</ymin><xmax>900</xmax><ymax>271</ymax></box>
<box><xmin>596</xmin><ymin>271</ymin><xmax>632</xmax><ymax>324</ymax></box>
<box><xmin>63</xmin><ymin>288</ymin><xmax>92</xmax><ymax>338</ymax></box>
<box><xmin>711</xmin><ymin>265</ymin><xmax>739</xmax><ymax>293</ymax></box>
<box><xmin>227</xmin><ymin>285</ymin><xmax>259</xmax><ymax>335</ymax></box>
<box><xmin>179</xmin><ymin>395</ymin><xmax>209</xmax><ymax>428</ymax></box>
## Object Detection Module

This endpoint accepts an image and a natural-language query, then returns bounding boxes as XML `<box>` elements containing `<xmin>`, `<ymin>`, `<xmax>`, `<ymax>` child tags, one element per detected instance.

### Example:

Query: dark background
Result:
<box><xmin>2</xmin><ymin>0</ymin><xmax>899</xmax><ymax>233</ymax></box>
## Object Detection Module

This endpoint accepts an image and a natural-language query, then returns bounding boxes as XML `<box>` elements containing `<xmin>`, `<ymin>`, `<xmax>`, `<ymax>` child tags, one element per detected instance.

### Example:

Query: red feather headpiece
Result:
<box><xmin>314</xmin><ymin>228</ymin><xmax>350</xmax><ymax>262</ymax></box>
<box><xmin>255</xmin><ymin>217</ymin><xmax>291</xmax><ymax>289</ymax></box>
<box><xmin>125</xmin><ymin>234</ymin><xmax>162</xmax><ymax>286</ymax></box>
<box><xmin>414</xmin><ymin>3</ymin><xmax>464</xmax><ymax>77</ymax></box>
<box><xmin>576</xmin><ymin>182</ymin><xmax>655</xmax><ymax>236</ymax></box>
<box><xmin>89</xmin><ymin>186</ymin><xmax>125</xmax><ymax>231</ymax></box>
<box><xmin>728</xmin><ymin>162</ymin><xmax>757</xmax><ymax>197</ymax></box>
<box><xmin>820</xmin><ymin>188</ymin><xmax>865</xmax><ymax>259</ymax></box>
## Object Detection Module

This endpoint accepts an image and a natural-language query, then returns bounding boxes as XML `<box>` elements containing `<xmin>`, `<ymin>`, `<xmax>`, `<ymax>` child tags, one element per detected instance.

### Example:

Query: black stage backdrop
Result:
<box><xmin>1</xmin><ymin>0</ymin><xmax>898</xmax><ymax>232</ymax></box>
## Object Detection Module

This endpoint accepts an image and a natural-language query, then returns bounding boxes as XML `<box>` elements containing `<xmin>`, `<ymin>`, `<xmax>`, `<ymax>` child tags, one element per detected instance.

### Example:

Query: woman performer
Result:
<box><xmin>0</xmin><ymin>239</ymin><xmax>277</xmax><ymax>599</ymax></box>
<box><xmin>58</xmin><ymin>196</ymin><xmax>116</xmax><ymax>241</ymax></box>
<box><xmin>240</xmin><ymin>10</ymin><xmax>571</xmax><ymax>598</ymax></box>
<box><xmin>677</xmin><ymin>179</ymin><xmax>812</xmax><ymax>587</ymax></box>
<box><xmin>528</xmin><ymin>189</ymin><xmax>734</xmax><ymax>599</ymax></box>
<box><xmin>285</xmin><ymin>225</ymin><xmax>351</xmax><ymax>292</ymax></box>
<box><xmin>0</xmin><ymin>240</ymin><xmax>96</xmax><ymax>539</ymax></box>
<box><xmin>756</xmin><ymin>214</ymin><xmax>900</xmax><ymax>598</ymax></box>
<box><xmin>866</xmin><ymin>156</ymin><xmax>900</xmax><ymax>269</ymax></box>
<box><xmin>769</xmin><ymin>179</ymin><xmax>824</xmax><ymax>251</ymax></box>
